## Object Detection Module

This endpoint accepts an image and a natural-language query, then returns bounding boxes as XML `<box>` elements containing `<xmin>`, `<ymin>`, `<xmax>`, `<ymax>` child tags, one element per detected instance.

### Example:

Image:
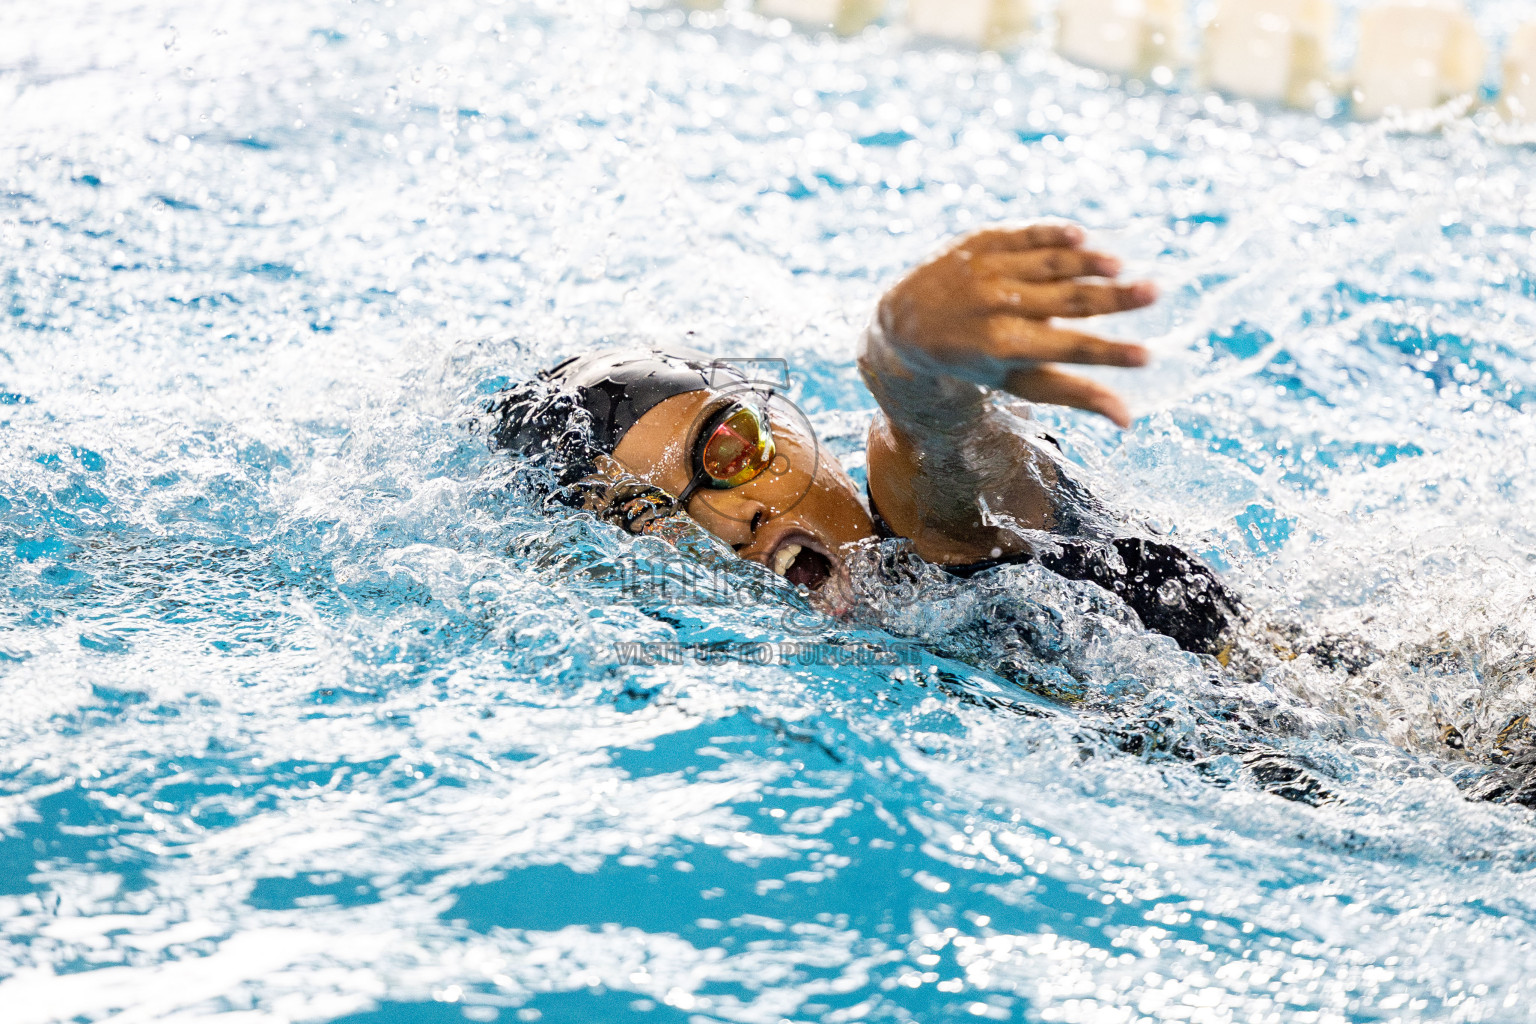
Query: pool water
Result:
<box><xmin>5</xmin><ymin>1</ymin><xmax>1536</xmax><ymax>1021</ymax></box>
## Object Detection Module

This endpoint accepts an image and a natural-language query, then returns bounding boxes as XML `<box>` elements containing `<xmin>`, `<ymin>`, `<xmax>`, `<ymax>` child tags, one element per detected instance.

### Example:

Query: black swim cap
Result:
<box><xmin>487</xmin><ymin>346</ymin><xmax>749</xmax><ymax>485</ymax></box>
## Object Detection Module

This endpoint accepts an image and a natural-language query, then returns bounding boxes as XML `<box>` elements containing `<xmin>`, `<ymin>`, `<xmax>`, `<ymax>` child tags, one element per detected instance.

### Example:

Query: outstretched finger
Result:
<box><xmin>1002</xmin><ymin>364</ymin><xmax>1133</xmax><ymax>428</ymax></box>
<box><xmin>981</xmin><ymin>279</ymin><xmax>1156</xmax><ymax>319</ymax></box>
<box><xmin>976</xmin><ymin>247</ymin><xmax>1122</xmax><ymax>282</ymax></box>
<box><xmin>959</xmin><ymin>224</ymin><xmax>1085</xmax><ymax>255</ymax></box>
<box><xmin>985</xmin><ymin>318</ymin><xmax>1151</xmax><ymax>367</ymax></box>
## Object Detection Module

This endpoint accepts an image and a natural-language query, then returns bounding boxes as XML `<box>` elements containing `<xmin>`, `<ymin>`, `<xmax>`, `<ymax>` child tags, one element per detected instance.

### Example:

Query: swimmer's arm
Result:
<box><xmin>858</xmin><ymin>225</ymin><xmax>1154</xmax><ymax>563</ymax></box>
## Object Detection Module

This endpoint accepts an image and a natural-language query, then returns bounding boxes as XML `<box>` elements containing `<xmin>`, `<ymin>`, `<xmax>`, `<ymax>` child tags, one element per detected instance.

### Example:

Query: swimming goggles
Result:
<box><xmin>672</xmin><ymin>396</ymin><xmax>777</xmax><ymax>510</ymax></box>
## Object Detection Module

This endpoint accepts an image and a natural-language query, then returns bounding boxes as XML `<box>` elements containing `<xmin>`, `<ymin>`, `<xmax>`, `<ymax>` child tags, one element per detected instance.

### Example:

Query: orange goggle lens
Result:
<box><xmin>699</xmin><ymin>403</ymin><xmax>775</xmax><ymax>488</ymax></box>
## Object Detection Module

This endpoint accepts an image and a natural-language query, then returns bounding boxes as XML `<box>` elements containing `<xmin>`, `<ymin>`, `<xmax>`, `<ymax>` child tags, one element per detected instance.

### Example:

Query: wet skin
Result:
<box><xmin>611</xmin><ymin>223</ymin><xmax>1157</xmax><ymax>586</ymax></box>
<box><xmin>612</xmin><ymin>389</ymin><xmax>875</xmax><ymax>588</ymax></box>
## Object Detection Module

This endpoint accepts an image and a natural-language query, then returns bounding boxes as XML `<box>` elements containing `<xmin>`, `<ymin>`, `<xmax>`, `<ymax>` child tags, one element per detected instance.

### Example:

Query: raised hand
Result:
<box><xmin>875</xmin><ymin>224</ymin><xmax>1155</xmax><ymax>427</ymax></box>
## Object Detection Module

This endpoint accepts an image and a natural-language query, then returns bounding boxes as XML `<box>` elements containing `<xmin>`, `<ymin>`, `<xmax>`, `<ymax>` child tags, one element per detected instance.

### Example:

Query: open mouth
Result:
<box><xmin>769</xmin><ymin>538</ymin><xmax>834</xmax><ymax>592</ymax></box>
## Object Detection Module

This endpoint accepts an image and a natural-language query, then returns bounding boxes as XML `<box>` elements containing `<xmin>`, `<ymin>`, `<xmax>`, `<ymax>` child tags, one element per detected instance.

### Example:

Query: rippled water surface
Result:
<box><xmin>6</xmin><ymin>1</ymin><xmax>1536</xmax><ymax>1021</ymax></box>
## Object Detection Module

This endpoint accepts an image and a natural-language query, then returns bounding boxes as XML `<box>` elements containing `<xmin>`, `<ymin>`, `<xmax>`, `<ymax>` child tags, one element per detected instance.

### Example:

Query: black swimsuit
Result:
<box><xmin>865</xmin><ymin>486</ymin><xmax>1242</xmax><ymax>655</ymax></box>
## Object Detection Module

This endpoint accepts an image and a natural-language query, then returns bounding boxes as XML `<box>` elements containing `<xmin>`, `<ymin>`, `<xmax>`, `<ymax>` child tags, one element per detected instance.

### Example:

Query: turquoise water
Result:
<box><xmin>5</xmin><ymin>1</ymin><xmax>1536</xmax><ymax>1021</ymax></box>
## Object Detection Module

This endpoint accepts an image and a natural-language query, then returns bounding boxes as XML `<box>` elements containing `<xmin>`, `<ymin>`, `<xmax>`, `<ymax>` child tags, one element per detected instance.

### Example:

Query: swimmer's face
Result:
<box><xmin>613</xmin><ymin>390</ymin><xmax>876</xmax><ymax>594</ymax></box>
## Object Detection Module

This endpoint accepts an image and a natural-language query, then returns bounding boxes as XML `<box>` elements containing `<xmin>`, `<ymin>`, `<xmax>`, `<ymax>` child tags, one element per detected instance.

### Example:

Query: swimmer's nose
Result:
<box><xmin>689</xmin><ymin>489</ymin><xmax>767</xmax><ymax>547</ymax></box>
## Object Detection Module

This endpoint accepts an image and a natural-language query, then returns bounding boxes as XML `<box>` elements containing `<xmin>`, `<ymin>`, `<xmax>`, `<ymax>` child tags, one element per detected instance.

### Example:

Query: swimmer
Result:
<box><xmin>489</xmin><ymin>223</ymin><xmax>1244</xmax><ymax>656</ymax></box>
